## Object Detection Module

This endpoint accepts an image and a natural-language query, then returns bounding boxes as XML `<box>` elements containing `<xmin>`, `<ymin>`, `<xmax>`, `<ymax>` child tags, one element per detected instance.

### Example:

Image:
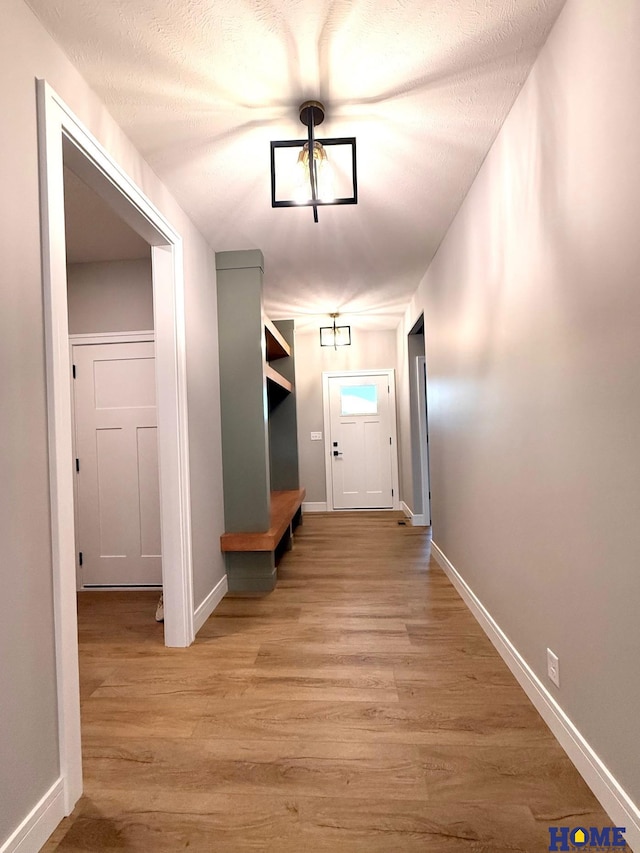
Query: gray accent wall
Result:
<box><xmin>269</xmin><ymin>320</ymin><xmax>299</xmax><ymax>492</ymax></box>
<box><xmin>397</xmin><ymin>0</ymin><xmax>640</xmax><ymax>807</ymax></box>
<box><xmin>294</xmin><ymin>328</ymin><xmax>398</xmax><ymax>503</ymax></box>
<box><xmin>215</xmin><ymin>251</ymin><xmax>270</xmax><ymax>533</ymax></box>
<box><xmin>0</xmin><ymin>0</ymin><xmax>225</xmax><ymax>842</ymax></box>
<box><xmin>67</xmin><ymin>258</ymin><xmax>153</xmax><ymax>334</ymax></box>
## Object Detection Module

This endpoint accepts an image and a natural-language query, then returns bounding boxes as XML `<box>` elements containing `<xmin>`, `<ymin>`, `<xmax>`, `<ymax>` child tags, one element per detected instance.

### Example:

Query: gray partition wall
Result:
<box><xmin>216</xmin><ymin>250</ymin><xmax>271</xmax><ymax>534</ymax></box>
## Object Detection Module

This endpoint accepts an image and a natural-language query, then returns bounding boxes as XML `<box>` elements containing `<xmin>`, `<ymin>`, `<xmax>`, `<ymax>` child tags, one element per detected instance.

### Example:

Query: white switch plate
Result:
<box><xmin>547</xmin><ymin>648</ymin><xmax>560</xmax><ymax>688</ymax></box>
<box><xmin>310</xmin><ymin>431</ymin><xmax>323</xmax><ymax>441</ymax></box>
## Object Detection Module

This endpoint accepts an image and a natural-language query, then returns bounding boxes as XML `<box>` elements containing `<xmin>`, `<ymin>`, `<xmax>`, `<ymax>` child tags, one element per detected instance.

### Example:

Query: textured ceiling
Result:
<box><xmin>29</xmin><ymin>0</ymin><xmax>565</xmax><ymax>330</ymax></box>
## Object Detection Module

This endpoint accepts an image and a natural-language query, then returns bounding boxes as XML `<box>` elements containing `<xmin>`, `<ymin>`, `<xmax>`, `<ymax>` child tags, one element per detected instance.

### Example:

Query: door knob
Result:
<box><xmin>333</xmin><ymin>450</ymin><xmax>343</xmax><ymax>457</ymax></box>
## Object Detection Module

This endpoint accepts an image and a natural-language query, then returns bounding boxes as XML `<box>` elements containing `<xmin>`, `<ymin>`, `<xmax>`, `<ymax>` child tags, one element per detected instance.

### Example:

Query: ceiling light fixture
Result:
<box><xmin>270</xmin><ymin>101</ymin><xmax>357</xmax><ymax>223</ymax></box>
<box><xmin>320</xmin><ymin>313</ymin><xmax>351</xmax><ymax>349</ymax></box>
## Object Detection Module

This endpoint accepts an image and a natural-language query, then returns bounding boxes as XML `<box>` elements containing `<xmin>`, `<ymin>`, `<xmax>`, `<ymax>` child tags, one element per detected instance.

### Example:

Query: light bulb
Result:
<box><xmin>292</xmin><ymin>142</ymin><xmax>334</xmax><ymax>203</ymax></box>
<box><xmin>290</xmin><ymin>145</ymin><xmax>308</xmax><ymax>203</ymax></box>
<box><xmin>317</xmin><ymin>158</ymin><xmax>335</xmax><ymax>202</ymax></box>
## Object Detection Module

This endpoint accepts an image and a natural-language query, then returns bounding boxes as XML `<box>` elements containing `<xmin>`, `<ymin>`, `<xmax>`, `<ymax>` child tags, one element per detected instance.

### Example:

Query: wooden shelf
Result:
<box><xmin>265</xmin><ymin>363</ymin><xmax>293</xmax><ymax>393</ymax></box>
<box><xmin>264</xmin><ymin>318</ymin><xmax>291</xmax><ymax>361</ymax></box>
<box><xmin>220</xmin><ymin>488</ymin><xmax>306</xmax><ymax>552</ymax></box>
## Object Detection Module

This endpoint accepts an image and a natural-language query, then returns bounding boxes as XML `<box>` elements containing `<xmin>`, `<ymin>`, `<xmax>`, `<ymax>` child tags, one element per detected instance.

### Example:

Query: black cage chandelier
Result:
<box><xmin>320</xmin><ymin>313</ymin><xmax>351</xmax><ymax>349</ymax></box>
<box><xmin>270</xmin><ymin>101</ymin><xmax>357</xmax><ymax>223</ymax></box>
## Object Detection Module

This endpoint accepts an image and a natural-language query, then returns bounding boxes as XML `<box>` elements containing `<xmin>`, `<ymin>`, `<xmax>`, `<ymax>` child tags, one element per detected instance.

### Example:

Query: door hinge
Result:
<box><xmin>429</xmin><ymin>491</ymin><xmax>431</xmax><ymax>499</ymax></box>
<box><xmin>72</xmin><ymin>364</ymin><xmax>76</xmax><ymax>379</ymax></box>
<box><xmin>75</xmin><ymin>458</ymin><xmax>80</xmax><ymax>472</ymax></box>
<box><xmin>392</xmin><ymin>488</ymin><xmax>394</xmax><ymax>497</ymax></box>
<box><xmin>79</xmin><ymin>551</ymin><xmax>83</xmax><ymax>566</ymax></box>
<box><xmin>389</xmin><ymin>436</ymin><xmax>392</xmax><ymax>445</ymax></box>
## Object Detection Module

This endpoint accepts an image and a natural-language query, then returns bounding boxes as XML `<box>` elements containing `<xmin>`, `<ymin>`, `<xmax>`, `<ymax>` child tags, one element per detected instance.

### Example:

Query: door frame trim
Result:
<box><xmin>322</xmin><ymin>369</ymin><xmax>400</xmax><ymax>511</ymax></box>
<box><xmin>37</xmin><ymin>80</ymin><xmax>194</xmax><ymax>815</ymax></box>
<box><xmin>69</xmin><ymin>331</ymin><xmax>155</xmax><ymax>345</ymax></box>
<box><xmin>414</xmin><ymin>355</ymin><xmax>431</xmax><ymax>526</ymax></box>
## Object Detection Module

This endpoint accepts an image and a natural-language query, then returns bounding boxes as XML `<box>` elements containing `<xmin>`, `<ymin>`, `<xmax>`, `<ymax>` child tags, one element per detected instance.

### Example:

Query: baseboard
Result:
<box><xmin>193</xmin><ymin>574</ymin><xmax>228</xmax><ymax>634</ymax></box>
<box><xmin>400</xmin><ymin>501</ymin><xmax>428</xmax><ymax>527</ymax></box>
<box><xmin>302</xmin><ymin>501</ymin><xmax>327</xmax><ymax>512</ymax></box>
<box><xmin>431</xmin><ymin>541</ymin><xmax>640</xmax><ymax>853</ymax></box>
<box><xmin>1</xmin><ymin>778</ymin><xmax>65</xmax><ymax>853</ymax></box>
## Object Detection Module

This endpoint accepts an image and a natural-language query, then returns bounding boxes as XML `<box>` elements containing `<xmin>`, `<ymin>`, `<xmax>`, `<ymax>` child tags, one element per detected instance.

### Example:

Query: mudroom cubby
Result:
<box><xmin>216</xmin><ymin>250</ymin><xmax>303</xmax><ymax>592</ymax></box>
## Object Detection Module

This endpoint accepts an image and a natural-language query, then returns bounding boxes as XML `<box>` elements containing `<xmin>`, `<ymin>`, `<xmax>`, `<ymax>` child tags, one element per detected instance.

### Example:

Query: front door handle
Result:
<box><xmin>333</xmin><ymin>450</ymin><xmax>343</xmax><ymax>457</ymax></box>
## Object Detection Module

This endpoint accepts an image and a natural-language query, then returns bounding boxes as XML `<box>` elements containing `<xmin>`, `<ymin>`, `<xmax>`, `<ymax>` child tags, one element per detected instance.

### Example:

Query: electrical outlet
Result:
<box><xmin>547</xmin><ymin>648</ymin><xmax>560</xmax><ymax>688</ymax></box>
<box><xmin>310</xmin><ymin>431</ymin><xmax>323</xmax><ymax>441</ymax></box>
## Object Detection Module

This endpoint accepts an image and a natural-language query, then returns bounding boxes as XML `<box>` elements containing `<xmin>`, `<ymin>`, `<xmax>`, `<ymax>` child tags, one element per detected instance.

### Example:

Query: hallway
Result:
<box><xmin>44</xmin><ymin>512</ymin><xmax>610</xmax><ymax>851</ymax></box>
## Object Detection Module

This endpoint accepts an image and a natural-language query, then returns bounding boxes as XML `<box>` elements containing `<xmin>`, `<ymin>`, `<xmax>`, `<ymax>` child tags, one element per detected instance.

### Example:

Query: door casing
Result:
<box><xmin>322</xmin><ymin>369</ymin><xmax>400</xmax><ymax>511</ymax></box>
<box><xmin>37</xmin><ymin>80</ymin><xmax>194</xmax><ymax>815</ymax></box>
<box><xmin>415</xmin><ymin>355</ymin><xmax>431</xmax><ymax>526</ymax></box>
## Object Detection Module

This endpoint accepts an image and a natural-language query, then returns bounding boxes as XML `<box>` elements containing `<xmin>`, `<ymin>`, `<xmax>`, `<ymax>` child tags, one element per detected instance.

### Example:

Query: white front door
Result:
<box><xmin>72</xmin><ymin>341</ymin><xmax>162</xmax><ymax>586</ymax></box>
<box><xmin>327</xmin><ymin>373</ymin><xmax>395</xmax><ymax>510</ymax></box>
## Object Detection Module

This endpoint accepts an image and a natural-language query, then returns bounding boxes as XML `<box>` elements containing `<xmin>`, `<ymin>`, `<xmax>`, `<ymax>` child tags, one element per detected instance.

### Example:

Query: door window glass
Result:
<box><xmin>340</xmin><ymin>384</ymin><xmax>378</xmax><ymax>415</ymax></box>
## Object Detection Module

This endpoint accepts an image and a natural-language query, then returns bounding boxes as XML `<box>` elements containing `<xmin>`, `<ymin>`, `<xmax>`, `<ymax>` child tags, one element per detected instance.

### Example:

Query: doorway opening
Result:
<box><xmin>407</xmin><ymin>315</ymin><xmax>431</xmax><ymax>526</ymax></box>
<box><xmin>322</xmin><ymin>369</ymin><xmax>400</xmax><ymax>511</ymax></box>
<box><xmin>65</xmin><ymin>161</ymin><xmax>162</xmax><ymax>591</ymax></box>
<box><xmin>38</xmin><ymin>80</ymin><xmax>193</xmax><ymax>815</ymax></box>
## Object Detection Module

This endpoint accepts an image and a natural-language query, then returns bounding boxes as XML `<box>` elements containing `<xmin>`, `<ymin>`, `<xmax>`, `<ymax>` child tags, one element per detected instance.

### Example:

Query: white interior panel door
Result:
<box><xmin>72</xmin><ymin>341</ymin><xmax>162</xmax><ymax>586</ymax></box>
<box><xmin>328</xmin><ymin>373</ymin><xmax>394</xmax><ymax>509</ymax></box>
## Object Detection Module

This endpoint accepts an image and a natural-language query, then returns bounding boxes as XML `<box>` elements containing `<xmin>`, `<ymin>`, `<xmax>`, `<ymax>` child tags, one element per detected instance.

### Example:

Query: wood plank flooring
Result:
<box><xmin>43</xmin><ymin>512</ymin><xmax>611</xmax><ymax>851</ymax></box>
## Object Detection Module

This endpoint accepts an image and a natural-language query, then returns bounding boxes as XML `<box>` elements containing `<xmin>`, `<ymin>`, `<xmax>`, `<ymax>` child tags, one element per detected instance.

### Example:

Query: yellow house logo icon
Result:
<box><xmin>572</xmin><ymin>829</ymin><xmax>587</xmax><ymax>845</ymax></box>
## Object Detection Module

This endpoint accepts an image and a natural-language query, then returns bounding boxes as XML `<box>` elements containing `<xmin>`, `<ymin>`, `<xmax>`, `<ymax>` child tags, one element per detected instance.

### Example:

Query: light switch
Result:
<box><xmin>310</xmin><ymin>431</ymin><xmax>323</xmax><ymax>441</ymax></box>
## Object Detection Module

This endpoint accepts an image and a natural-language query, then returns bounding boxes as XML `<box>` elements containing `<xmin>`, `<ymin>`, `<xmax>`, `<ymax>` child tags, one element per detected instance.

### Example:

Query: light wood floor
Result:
<box><xmin>43</xmin><ymin>512</ymin><xmax>610</xmax><ymax>851</ymax></box>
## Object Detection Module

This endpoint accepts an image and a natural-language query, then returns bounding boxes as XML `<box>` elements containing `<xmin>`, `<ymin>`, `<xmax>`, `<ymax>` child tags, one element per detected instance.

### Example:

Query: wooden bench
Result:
<box><xmin>220</xmin><ymin>488</ymin><xmax>305</xmax><ymax>553</ymax></box>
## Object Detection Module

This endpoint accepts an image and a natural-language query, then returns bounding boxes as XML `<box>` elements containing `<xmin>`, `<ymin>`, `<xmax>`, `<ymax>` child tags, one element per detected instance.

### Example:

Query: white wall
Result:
<box><xmin>295</xmin><ymin>328</ymin><xmax>398</xmax><ymax>503</ymax></box>
<box><xmin>398</xmin><ymin>0</ymin><xmax>640</xmax><ymax>811</ymax></box>
<box><xmin>0</xmin><ymin>0</ymin><xmax>225</xmax><ymax>844</ymax></box>
<box><xmin>67</xmin><ymin>259</ymin><xmax>153</xmax><ymax>334</ymax></box>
